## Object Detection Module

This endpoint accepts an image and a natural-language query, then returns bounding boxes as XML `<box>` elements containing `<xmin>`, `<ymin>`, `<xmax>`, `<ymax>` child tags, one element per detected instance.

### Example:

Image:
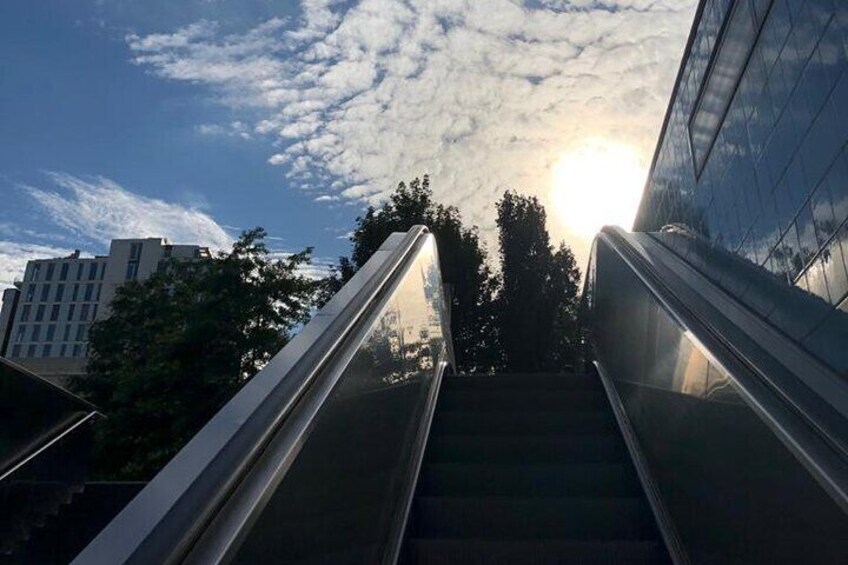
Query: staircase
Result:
<box><xmin>6</xmin><ymin>482</ymin><xmax>145</xmax><ymax>564</ymax></box>
<box><xmin>401</xmin><ymin>373</ymin><xmax>670</xmax><ymax>564</ymax></box>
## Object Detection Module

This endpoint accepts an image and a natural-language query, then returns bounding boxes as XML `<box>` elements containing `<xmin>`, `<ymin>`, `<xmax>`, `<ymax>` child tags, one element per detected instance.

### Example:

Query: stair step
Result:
<box><xmin>11</xmin><ymin>482</ymin><xmax>144</xmax><ymax>564</ymax></box>
<box><xmin>403</xmin><ymin>539</ymin><xmax>669</xmax><ymax>565</ymax></box>
<box><xmin>419</xmin><ymin>463</ymin><xmax>641</xmax><ymax>497</ymax></box>
<box><xmin>431</xmin><ymin>410</ymin><xmax>615</xmax><ymax>435</ymax></box>
<box><xmin>443</xmin><ymin>374</ymin><xmax>598</xmax><ymax>391</ymax></box>
<box><xmin>411</xmin><ymin>496</ymin><xmax>656</xmax><ymax>540</ymax></box>
<box><xmin>426</xmin><ymin>434</ymin><xmax>625</xmax><ymax>464</ymax></box>
<box><xmin>437</xmin><ymin>389</ymin><xmax>607</xmax><ymax>411</ymax></box>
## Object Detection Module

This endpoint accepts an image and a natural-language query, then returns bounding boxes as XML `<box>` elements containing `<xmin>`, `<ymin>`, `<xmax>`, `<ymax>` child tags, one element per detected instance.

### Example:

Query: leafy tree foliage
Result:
<box><xmin>74</xmin><ymin>228</ymin><xmax>317</xmax><ymax>480</ymax></box>
<box><xmin>496</xmin><ymin>191</ymin><xmax>581</xmax><ymax>372</ymax></box>
<box><xmin>330</xmin><ymin>176</ymin><xmax>500</xmax><ymax>373</ymax></box>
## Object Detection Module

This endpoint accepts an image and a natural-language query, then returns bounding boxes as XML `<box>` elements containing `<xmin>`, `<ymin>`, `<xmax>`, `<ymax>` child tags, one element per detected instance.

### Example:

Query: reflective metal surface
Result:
<box><xmin>75</xmin><ymin>227</ymin><xmax>451</xmax><ymax>565</ymax></box>
<box><xmin>231</xmin><ymin>236</ymin><xmax>448</xmax><ymax>564</ymax></box>
<box><xmin>653</xmin><ymin>228</ymin><xmax>848</xmax><ymax>375</ymax></box>
<box><xmin>587</xmin><ymin>229</ymin><xmax>848</xmax><ymax>564</ymax></box>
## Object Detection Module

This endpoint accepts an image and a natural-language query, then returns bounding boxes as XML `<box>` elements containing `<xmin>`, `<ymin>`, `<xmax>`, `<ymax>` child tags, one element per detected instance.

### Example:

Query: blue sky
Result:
<box><xmin>0</xmin><ymin>0</ymin><xmax>696</xmax><ymax>290</ymax></box>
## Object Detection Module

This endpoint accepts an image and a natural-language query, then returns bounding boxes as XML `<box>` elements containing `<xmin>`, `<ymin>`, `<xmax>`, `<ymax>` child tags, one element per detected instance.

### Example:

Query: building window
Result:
<box><xmin>11</xmin><ymin>344</ymin><xmax>21</xmax><ymax>357</ymax></box>
<box><xmin>27</xmin><ymin>344</ymin><xmax>36</xmax><ymax>357</ymax></box>
<box><xmin>43</xmin><ymin>344</ymin><xmax>52</xmax><ymax>357</ymax></box>
<box><xmin>84</xmin><ymin>283</ymin><xmax>94</xmax><ymax>301</ymax></box>
<box><xmin>67</xmin><ymin>304</ymin><xmax>76</xmax><ymax>321</ymax></box>
<box><xmin>31</xmin><ymin>324</ymin><xmax>41</xmax><ymax>341</ymax></box>
<box><xmin>63</xmin><ymin>324</ymin><xmax>71</xmax><ymax>341</ymax></box>
<box><xmin>45</xmin><ymin>263</ymin><xmax>55</xmax><ymax>280</ymax></box>
<box><xmin>91</xmin><ymin>304</ymin><xmax>98</xmax><ymax>320</ymax></box>
<box><xmin>46</xmin><ymin>325</ymin><xmax>56</xmax><ymax>342</ymax></box>
<box><xmin>688</xmin><ymin>0</ymin><xmax>772</xmax><ymax>175</ymax></box>
<box><xmin>59</xmin><ymin>263</ymin><xmax>69</xmax><ymax>281</ymax></box>
<box><xmin>88</xmin><ymin>263</ymin><xmax>98</xmax><ymax>280</ymax></box>
<box><xmin>40</xmin><ymin>284</ymin><xmax>50</xmax><ymax>302</ymax></box>
<box><xmin>72</xmin><ymin>344</ymin><xmax>81</xmax><ymax>357</ymax></box>
<box><xmin>20</xmin><ymin>305</ymin><xmax>30</xmax><ymax>322</ymax></box>
<box><xmin>35</xmin><ymin>305</ymin><xmax>45</xmax><ymax>322</ymax></box>
<box><xmin>130</xmin><ymin>242</ymin><xmax>142</xmax><ymax>260</ymax></box>
<box><xmin>76</xmin><ymin>324</ymin><xmax>87</xmax><ymax>341</ymax></box>
<box><xmin>50</xmin><ymin>304</ymin><xmax>60</xmax><ymax>321</ymax></box>
<box><xmin>99</xmin><ymin>263</ymin><xmax>106</xmax><ymax>280</ymax></box>
<box><xmin>55</xmin><ymin>283</ymin><xmax>65</xmax><ymax>302</ymax></box>
<box><xmin>80</xmin><ymin>304</ymin><xmax>90</xmax><ymax>321</ymax></box>
<box><xmin>25</xmin><ymin>284</ymin><xmax>35</xmax><ymax>302</ymax></box>
<box><xmin>125</xmin><ymin>262</ymin><xmax>139</xmax><ymax>281</ymax></box>
<box><xmin>77</xmin><ymin>263</ymin><xmax>84</xmax><ymax>280</ymax></box>
<box><xmin>95</xmin><ymin>284</ymin><xmax>102</xmax><ymax>301</ymax></box>
<box><xmin>59</xmin><ymin>344</ymin><xmax>67</xmax><ymax>357</ymax></box>
<box><xmin>72</xmin><ymin>284</ymin><xmax>79</xmax><ymax>301</ymax></box>
<box><xmin>31</xmin><ymin>263</ymin><xmax>41</xmax><ymax>280</ymax></box>
<box><xmin>15</xmin><ymin>325</ymin><xmax>25</xmax><ymax>343</ymax></box>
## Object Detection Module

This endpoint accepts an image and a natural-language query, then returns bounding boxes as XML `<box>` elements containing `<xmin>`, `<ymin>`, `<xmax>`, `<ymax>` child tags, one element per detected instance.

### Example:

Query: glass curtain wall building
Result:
<box><xmin>635</xmin><ymin>0</ymin><xmax>848</xmax><ymax>370</ymax></box>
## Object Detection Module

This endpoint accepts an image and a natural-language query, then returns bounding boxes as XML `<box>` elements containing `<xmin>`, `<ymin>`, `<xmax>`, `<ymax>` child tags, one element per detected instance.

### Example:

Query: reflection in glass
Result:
<box><xmin>689</xmin><ymin>0</ymin><xmax>770</xmax><ymax>174</ymax></box>
<box><xmin>588</xmin><ymin>233</ymin><xmax>848</xmax><ymax>564</ymax></box>
<box><xmin>233</xmin><ymin>237</ymin><xmax>449</xmax><ymax>563</ymax></box>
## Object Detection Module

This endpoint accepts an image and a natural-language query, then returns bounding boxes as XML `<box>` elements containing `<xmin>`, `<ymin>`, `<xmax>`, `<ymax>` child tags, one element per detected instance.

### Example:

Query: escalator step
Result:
<box><xmin>437</xmin><ymin>389</ymin><xmax>607</xmax><ymax>411</ymax></box>
<box><xmin>411</xmin><ymin>496</ymin><xmax>655</xmax><ymax>540</ymax></box>
<box><xmin>443</xmin><ymin>374</ymin><xmax>598</xmax><ymax>391</ymax></box>
<box><xmin>426</xmin><ymin>434</ymin><xmax>625</xmax><ymax>464</ymax></box>
<box><xmin>431</xmin><ymin>410</ymin><xmax>615</xmax><ymax>435</ymax></box>
<box><xmin>418</xmin><ymin>462</ymin><xmax>642</xmax><ymax>497</ymax></box>
<box><xmin>403</xmin><ymin>539</ymin><xmax>669</xmax><ymax>565</ymax></box>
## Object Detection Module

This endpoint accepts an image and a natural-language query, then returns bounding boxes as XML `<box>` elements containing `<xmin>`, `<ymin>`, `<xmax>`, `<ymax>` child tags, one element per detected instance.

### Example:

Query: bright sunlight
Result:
<box><xmin>550</xmin><ymin>139</ymin><xmax>647</xmax><ymax>240</ymax></box>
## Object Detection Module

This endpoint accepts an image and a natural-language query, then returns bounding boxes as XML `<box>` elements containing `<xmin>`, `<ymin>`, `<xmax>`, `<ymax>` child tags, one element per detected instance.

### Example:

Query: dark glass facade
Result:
<box><xmin>636</xmin><ymin>0</ymin><xmax>848</xmax><ymax>368</ymax></box>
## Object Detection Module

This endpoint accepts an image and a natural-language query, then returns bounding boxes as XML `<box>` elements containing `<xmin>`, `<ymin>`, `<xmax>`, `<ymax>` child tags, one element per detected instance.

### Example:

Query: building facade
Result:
<box><xmin>635</xmin><ymin>0</ymin><xmax>848</xmax><ymax>366</ymax></box>
<box><xmin>1</xmin><ymin>238</ymin><xmax>210</xmax><ymax>383</ymax></box>
<box><xmin>0</xmin><ymin>287</ymin><xmax>20</xmax><ymax>357</ymax></box>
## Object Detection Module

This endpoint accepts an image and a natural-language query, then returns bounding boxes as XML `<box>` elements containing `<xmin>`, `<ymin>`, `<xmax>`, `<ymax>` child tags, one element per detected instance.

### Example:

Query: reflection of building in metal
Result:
<box><xmin>0</xmin><ymin>239</ymin><xmax>210</xmax><ymax>385</ymax></box>
<box><xmin>635</xmin><ymin>0</ymin><xmax>848</xmax><ymax>375</ymax></box>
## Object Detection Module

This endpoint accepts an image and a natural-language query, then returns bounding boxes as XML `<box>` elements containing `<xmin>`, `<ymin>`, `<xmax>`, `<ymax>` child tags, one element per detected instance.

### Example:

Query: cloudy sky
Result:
<box><xmin>1</xmin><ymin>0</ymin><xmax>696</xmax><ymax>296</ymax></box>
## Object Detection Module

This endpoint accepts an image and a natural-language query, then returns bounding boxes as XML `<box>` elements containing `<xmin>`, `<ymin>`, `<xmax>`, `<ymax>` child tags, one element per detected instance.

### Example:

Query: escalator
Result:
<box><xmin>402</xmin><ymin>373</ymin><xmax>669</xmax><ymax>564</ymax></box>
<box><xmin>61</xmin><ymin>225</ymin><xmax>848</xmax><ymax>564</ymax></box>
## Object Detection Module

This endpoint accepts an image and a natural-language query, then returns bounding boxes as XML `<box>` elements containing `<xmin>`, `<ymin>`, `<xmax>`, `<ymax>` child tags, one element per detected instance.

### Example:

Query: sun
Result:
<box><xmin>550</xmin><ymin>139</ymin><xmax>646</xmax><ymax>240</ymax></box>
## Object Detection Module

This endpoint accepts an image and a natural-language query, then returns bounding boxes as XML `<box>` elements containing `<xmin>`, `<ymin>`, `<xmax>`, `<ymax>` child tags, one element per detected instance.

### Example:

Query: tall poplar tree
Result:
<box><xmin>496</xmin><ymin>191</ymin><xmax>581</xmax><ymax>372</ymax></box>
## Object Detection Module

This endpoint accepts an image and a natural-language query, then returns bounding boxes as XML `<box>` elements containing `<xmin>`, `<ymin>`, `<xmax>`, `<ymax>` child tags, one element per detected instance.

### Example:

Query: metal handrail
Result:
<box><xmin>596</xmin><ymin>226</ymin><xmax>848</xmax><ymax>512</ymax></box>
<box><xmin>74</xmin><ymin>226</ymin><xmax>436</xmax><ymax>565</ymax></box>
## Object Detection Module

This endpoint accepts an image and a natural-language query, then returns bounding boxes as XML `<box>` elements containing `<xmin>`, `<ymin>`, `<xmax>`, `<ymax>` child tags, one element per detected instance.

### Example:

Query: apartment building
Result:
<box><xmin>0</xmin><ymin>238</ymin><xmax>210</xmax><ymax>384</ymax></box>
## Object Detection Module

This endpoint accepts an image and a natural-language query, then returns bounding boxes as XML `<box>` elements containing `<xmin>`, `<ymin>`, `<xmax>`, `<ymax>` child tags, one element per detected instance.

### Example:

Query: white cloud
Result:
<box><xmin>1</xmin><ymin>174</ymin><xmax>325</xmax><ymax>296</ymax></box>
<box><xmin>196</xmin><ymin>120</ymin><xmax>253</xmax><ymax>139</ymax></box>
<box><xmin>126</xmin><ymin>0</ymin><xmax>698</xmax><ymax>268</ymax></box>
<box><xmin>0</xmin><ymin>241</ymin><xmax>77</xmax><ymax>290</ymax></box>
<box><xmin>23</xmin><ymin>173</ymin><xmax>234</xmax><ymax>250</ymax></box>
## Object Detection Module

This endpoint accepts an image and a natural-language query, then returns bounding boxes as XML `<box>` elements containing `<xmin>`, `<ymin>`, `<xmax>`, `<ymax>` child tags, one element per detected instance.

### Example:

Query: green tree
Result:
<box><xmin>74</xmin><ymin>228</ymin><xmax>317</xmax><ymax>480</ymax></box>
<box><xmin>329</xmin><ymin>175</ymin><xmax>500</xmax><ymax>373</ymax></box>
<box><xmin>496</xmin><ymin>191</ymin><xmax>581</xmax><ymax>372</ymax></box>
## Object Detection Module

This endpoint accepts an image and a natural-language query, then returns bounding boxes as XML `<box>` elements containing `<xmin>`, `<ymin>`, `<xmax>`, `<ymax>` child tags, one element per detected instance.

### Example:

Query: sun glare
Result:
<box><xmin>550</xmin><ymin>139</ymin><xmax>646</xmax><ymax>240</ymax></box>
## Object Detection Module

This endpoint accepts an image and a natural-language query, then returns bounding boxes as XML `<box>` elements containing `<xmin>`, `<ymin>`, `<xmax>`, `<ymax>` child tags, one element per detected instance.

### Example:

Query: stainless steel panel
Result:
<box><xmin>588</xmin><ymin>234</ymin><xmax>848</xmax><ymax>564</ymax></box>
<box><xmin>231</xmin><ymin>237</ymin><xmax>449</xmax><ymax>563</ymax></box>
